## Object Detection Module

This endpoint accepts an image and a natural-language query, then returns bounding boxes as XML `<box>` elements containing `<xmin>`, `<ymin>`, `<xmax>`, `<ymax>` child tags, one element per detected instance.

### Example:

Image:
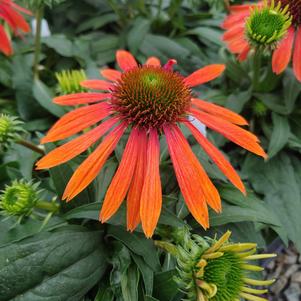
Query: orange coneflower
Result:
<box><xmin>222</xmin><ymin>0</ymin><xmax>301</xmax><ymax>82</ymax></box>
<box><xmin>0</xmin><ymin>0</ymin><xmax>31</xmax><ymax>56</ymax></box>
<box><xmin>36</xmin><ymin>50</ymin><xmax>266</xmax><ymax>237</ymax></box>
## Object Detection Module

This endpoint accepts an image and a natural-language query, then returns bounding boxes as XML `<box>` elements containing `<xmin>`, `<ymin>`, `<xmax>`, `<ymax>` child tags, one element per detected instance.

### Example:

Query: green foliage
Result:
<box><xmin>1</xmin><ymin>0</ymin><xmax>301</xmax><ymax>300</ymax></box>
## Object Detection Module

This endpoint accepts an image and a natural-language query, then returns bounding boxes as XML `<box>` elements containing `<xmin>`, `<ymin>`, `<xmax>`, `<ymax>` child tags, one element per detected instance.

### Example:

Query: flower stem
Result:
<box><xmin>252</xmin><ymin>50</ymin><xmax>262</xmax><ymax>91</ymax></box>
<box><xmin>33</xmin><ymin>5</ymin><xmax>44</xmax><ymax>79</ymax></box>
<box><xmin>35</xmin><ymin>200</ymin><xmax>59</xmax><ymax>212</ymax></box>
<box><xmin>16</xmin><ymin>139</ymin><xmax>45</xmax><ymax>155</ymax></box>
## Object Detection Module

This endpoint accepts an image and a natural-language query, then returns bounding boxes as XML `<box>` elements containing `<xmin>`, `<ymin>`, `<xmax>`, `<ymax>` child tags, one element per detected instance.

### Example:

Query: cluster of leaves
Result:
<box><xmin>1</xmin><ymin>0</ymin><xmax>301</xmax><ymax>300</ymax></box>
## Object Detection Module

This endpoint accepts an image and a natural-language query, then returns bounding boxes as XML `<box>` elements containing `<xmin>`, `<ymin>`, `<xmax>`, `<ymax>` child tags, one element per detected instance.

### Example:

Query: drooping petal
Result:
<box><xmin>127</xmin><ymin>129</ymin><xmax>147</xmax><ymax>231</ymax></box>
<box><xmin>53</xmin><ymin>92</ymin><xmax>111</xmax><ymax>106</ymax></box>
<box><xmin>184</xmin><ymin>65</ymin><xmax>225</xmax><ymax>87</ymax></box>
<box><xmin>100</xmin><ymin>69</ymin><xmax>122</xmax><ymax>82</ymax></box>
<box><xmin>3</xmin><ymin>0</ymin><xmax>32</xmax><ymax>15</ymax></box>
<box><xmin>222</xmin><ymin>12</ymin><xmax>250</xmax><ymax>30</ymax></box>
<box><xmin>0</xmin><ymin>4</ymin><xmax>30</xmax><ymax>33</ymax></box>
<box><xmin>140</xmin><ymin>129</ymin><xmax>162</xmax><ymax>238</ymax></box>
<box><xmin>222</xmin><ymin>24</ymin><xmax>245</xmax><ymax>41</ymax></box>
<box><xmin>80</xmin><ymin>80</ymin><xmax>113</xmax><ymax>91</ymax></box>
<box><xmin>192</xmin><ymin>98</ymin><xmax>248</xmax><ymax>125</ymax></box>
<box><xmin>62</xmin><ymin>123</ymin><xmax>127</xmax><ymax>201</ymax></box>
<box><xmin>100</xmin><ymin>128</ymin><xmax>139</xmax><ymax>223</ymax></box>
<box><xmin>272</xmin><ymin>27</ymin><xmax>295</xmax><ymax>75</ymax></box>
<box><xmin>0</xmin><ymin>24</ymin><xmax>12</xmax><ymax>55</ymax></box>
<box><xmin>164</xmin><ymin>124</ymin><xmax>219</xmax><ymax>228</ymax></box>
<box><xmin>191</xmin><ymin>109</ymin><xmax>267</xmax><ymax>158</ymax></box>
<box><xmin>145</xmin><ymin>56</ymin><xmax>161</xmax><ymax>66</ymax></box>
<box><xmin>185</xmin><ymin>121</ymin><xmax>246</xmax><ymax>194</ymax></box>
<box><xmin>238</xmin><ymin>44</ymin><xmax>251</xmax><ymax>62</ymax></box>
<box><xmin>116</xmin><ymin>50</ymin><xmax>138</xmax><ymax>71</ymax></box>
<box><xmin>293</xmin><ymin>26</ymin><xmax>301</xmax><ymax>82</ymax></box>
<box><xmin>36</xmin><ymin>117</ymin><xmax>119</xmax><ymax>169</ymax></box>
<box><xmin>41</xmin><ymin>102</ymin><xmax>111</xmax><ymax>143</ymax></box>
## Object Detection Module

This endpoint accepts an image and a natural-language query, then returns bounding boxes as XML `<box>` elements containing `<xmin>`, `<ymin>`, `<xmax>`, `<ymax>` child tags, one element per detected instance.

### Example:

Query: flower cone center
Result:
<box><xmin>246</xmin><ymin>5</ymin><xmax>292</xmax><ymax>47</ymax></box>
<box><xmin>202</xmin><ymin>252</ymin><xmax>243</xmax><ymax>301</ymax></box>
<box><xmin>111</xmin><ymin>66</ymin><xmax>191</xmax><ymax>128</ymax></box>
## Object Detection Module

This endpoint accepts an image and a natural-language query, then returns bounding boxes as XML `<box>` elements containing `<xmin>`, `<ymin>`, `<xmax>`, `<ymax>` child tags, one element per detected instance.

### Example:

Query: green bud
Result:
<box><xmin>0</xmin><ymin>180</ymin><xmax>42</xmax><ymax>217</ymax></box>
<box><xmin>55</xmin><ymin>69</ymin><xmax>87</xmax><ymax>95</ymax></box>
<box><xmin>0</xmin><ymin>114</ymin><xmax>24</xmax><ymax>152</ymax></box>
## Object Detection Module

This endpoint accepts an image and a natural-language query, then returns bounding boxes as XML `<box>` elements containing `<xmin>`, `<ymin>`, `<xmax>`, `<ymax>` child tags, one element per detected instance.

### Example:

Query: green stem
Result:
<box><xmin>35</xmin><ymin>200</ymin><xmax>59</xmax><ymax>212</ymax></box>
<box><xmin>33</xmin><ymin>5</ymin><xmax>44</xmax><ymax>79</ymax></box>
<box><xmin>16</xmin><ymin>139</ymin><xmax>45</xmax><ymax>155</ymax></box>
<box><xmin>252</xmin><ymin>50</ymin><xmax>262</xmax><ymax>91</ymax></box>
<box><xmin>224</xmin><ymin>0</ymin><xmax>230</xmax><ymax>12</ymax></box>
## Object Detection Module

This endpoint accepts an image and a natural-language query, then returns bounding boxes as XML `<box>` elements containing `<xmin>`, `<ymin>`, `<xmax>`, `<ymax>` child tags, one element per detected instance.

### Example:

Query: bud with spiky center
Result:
<box><xmin>246</xmin><ymin>0</ymin><xmax>292</xmax><ymax>50</ymax></box>
<box><xmin>0</xmin><ymin>180</ymin><xmax>42</xmax><ymax>216</ymax></box>
<box><xmin>55</xmin><ymin>69</ymin><xmax>87</xmax><ymax>95</ymax></box>
<box><xmin>174</xmin><ymin>231</ymin><xmax>276</xmax><ymax>301</ymax></box>
<box><xmin>0</xmin><ymin>114</ymin><xmax>24</xmax><ymax>152</ymax></box>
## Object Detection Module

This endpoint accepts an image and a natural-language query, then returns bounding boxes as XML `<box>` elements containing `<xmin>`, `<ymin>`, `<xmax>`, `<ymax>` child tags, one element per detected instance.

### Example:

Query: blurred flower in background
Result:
<box><xmin>222</xmin><ymin>0</ymin><xmax>301</xmax><ymax>82</ymax></box>
<box><xmin>0</xmin><ymin>0</ymin><xmax>31</xmax><ymax>55</ymax></box>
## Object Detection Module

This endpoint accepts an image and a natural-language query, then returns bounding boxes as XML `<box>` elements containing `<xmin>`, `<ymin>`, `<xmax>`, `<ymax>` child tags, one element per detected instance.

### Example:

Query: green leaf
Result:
<box><xmin>153</xmin><ymin>270</ymin><xmax>178</xmax><ymax>301</ymax></box>
<box><xmin>127</xmin><ymin>18</ymin><xmax>151</xmax><ymax>55</ymax></box>
<box><xmin>243</xmin><ymin>153</ymin><xmax>301</xmax><ymax>251</ymax></box>
<box><xmin>283</xmin><ymin>70</ymin><xmax>301</xmax><ymax>113</ymax></box>
<box><xmin>107</xmin><ymin>225</ymin><xmax>161</xmax><ymax>272</ymax></box>
<box><xmin>33</xmin><ymin>79</ymin><xmax>65</xmax><ymax>117</ymax></box>
<box><xmin>43</xmin><ymin>35</ymin><xmax>73</xmax><ymax>57</ymax></box>
<box><xmin>209</xmin><ymin>186</ymin><xmax>281</xmax><ymax>228</ymax></box>
<box><xmin>186</xmin><ymin>27</ymin><xmax>223</xmax><ymax>46</ymax></box>
<box><xmin>268</xmin><ymin>113</ymin><xmax>290</xmax><ymax>158</ymax></box>
<box><xmin>121</xmin><ymin>264</ymin><xmax>140</xmax><ymax>301</ymax></box>
<box><xmin>0</xmin><ymin>226</ymin><xmax>107</xmax><ymax>301</ymax></box>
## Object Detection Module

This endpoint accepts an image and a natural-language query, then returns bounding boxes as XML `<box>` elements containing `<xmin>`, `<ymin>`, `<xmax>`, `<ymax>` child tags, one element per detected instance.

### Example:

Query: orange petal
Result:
<box><xmin>53</xmin><ymin>93</ymin><xmax>111</xmax><ymax>106</ymax></box>
<box><xmin>293</xmin><ymin>26</ymin><xmax>301</xmax><ymax>82</ymax></box>
<box><xmin>192</xmin><ymin>98</ymin><xmax>248</xmax><ymax>125</ymax></box>
<box><xmin>36</xmin><ymin>117</ymin><xmax>119</xmax><ymax>169</ymax></box>
<box><xmin>237</xmin><ymin>44</ymin><xmax>250</xmax><ymax>62</ymax></box>
<box><xmin>127</xmin><ymin>129</ymin><xmax>147</xmax><ymax>232</ymax></box>
<box><xmin>145</xmin><ymin>57</ymin><xmax>161</xmax><ymax>66</ymax></box>
<box><xmin>80</xmin><ymin>80</ymin><xmax>113</xmax><ymax>91</ymax></box>
<box><xmin>191</xmin><ymin>109</ymin><xmax>267</xmax><ymax>158</ymax></box>
<box><xmin>0</xmin><ymin>25</ymin><xmax>12</xmax><ymax>55</ymax></box>
<box><xmin>100</xmin><ymin>128</ymin><xmax>139</xmax><ymax>223</ymax></box>
<box><xmin>62</xmin><ymin>123</ymin><xmax>127</xmax><ymax>201</ymax></box>
<box><xmin>272</xmin><ymin>27</ymin><xmax>295</xmax><ymax>75</ymax></box>
<box><xmin>222</xmin><ymin>12</ymin><xmax>250</xmax><ymax>30</ymax></box>
<box><xmin>41</xmin><ymin>102</ymin><xmax>111</xmax><ymax>143</ymax></box>
<box><xmin>100</xmin><ymin>69</ymin><xmax>122</xmax><ymax>81</ymax></box>
<box><xmin>184</xmin><ymin>64</ymin><xmax>225</xmax><ymax>87</ymax></box>
<box><xmin>185</xmin><ymin>121</ymin><xmax>246</xmax><ymax>194</ymax></box>
<box><xmin>140</xmin><ymin>129</ymin><xmax>162</xmax><ymax>238</ymax></box>
<box><xmin>1</xmin><ymin>5</ymin><xmax>30</xmax><ymax>33</ymax></box>
<box><xmin>6</xmin><ymin>0</ymin><xmax>32</xmax><ymax>15</ymax></box>
<box><xmin>164</xmin><ymin>124</ymin><xmax>211</xmax><ymax>228</ymax></box>
<box><xmin>116</xmin><ymin>50</ymin><xmax>138</xmax><ymax>71</ymax></box>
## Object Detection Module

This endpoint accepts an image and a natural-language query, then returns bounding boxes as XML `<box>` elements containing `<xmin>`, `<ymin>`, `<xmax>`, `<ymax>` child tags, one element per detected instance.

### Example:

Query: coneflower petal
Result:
<box><xmin>140</xmin><ymin>129</ymin><xmax>162</xmax><ymax>238</ymax></box>
<box><xmin>100</xmin><ymin>69</ymin><xmax>122</xmax><ymax>81</ymax></box>
<box><xmin>191</xmin><ymin>109</ymin><xmax>267</xmax><ymax>158</ymax></box>
<box><xmin>41</xmin><ymin>102</ymin><xmax>111</xmax><ymax>143</ymax></box>
<box><xmin>192</xmin><ymin>98</ymin><xmax>248</xmax><ymax>125</ymax></box>
<box><xmin>145</xmin><ymin>57</ymin><xmax>161</xmax><ymax>66</ymax></box>
<box><xmin>185</xmin><ymin>121</ymin><xmax>246</xmax><ymax>194</ymax></box>
<box><xmin>127</xmin><ymin>129</ymin><xmax>147</xmax><ymax>232</ymax></box>
<box><xmin>80</xmin><ymin>80</ymin><xmax>113</xmax><ymax>91</ymax></box>
<box><xmin>53</xmin><ymin>92</ymin><xmax>111</xmax><ymax>106</ymax></box>
<box><xmin>0</xmin><ymin>25</ymin><xmax>12</xmax><ymax>55</ymax></box>
<box><xmin>1</xmin><ymin>5</ymin><xmax>30</xmax><ymax>32</ymax></box>
<box><xmin>116</xmin><ymin>50</ymin><xmax>138</xmax><ymax>71</ymax></box>
<box><xmin>164</xmin><ymin>125</ymin><xmax>212</xmax><ymax>228</ymax></box>
<box><xmin>293</xmin><ymin>26</ymin><xmax>301</xmax><ymax>82</ymax></box>
<box><xmin>184</xmin><ymin>64</ymin><xmax>225</xmax><ymax>87</ymax></box>
<box><xmin>36</xmin><ymin>117</ymin><xmax>119</xmax><ymax>169</ymax></box>
<box><xmin>100</xmin><ymin>128</ymin><xmax>139</xmax><ymax>223</ymax></box>
<box><xmin>272</xmin><ymin>27</ymin><xmax>295</xmax><ymax>75</ymax></box>
<box><xmin>62</xmin><ymin>123</ymin><xmax>127</xmax><ymax>201</ymax></box>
